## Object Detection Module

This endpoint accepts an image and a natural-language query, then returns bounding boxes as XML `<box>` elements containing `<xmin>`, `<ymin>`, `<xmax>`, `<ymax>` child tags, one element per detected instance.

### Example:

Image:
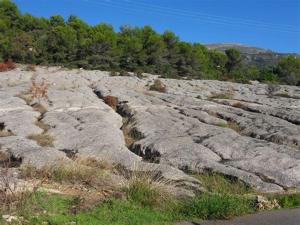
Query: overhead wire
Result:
<box><xmin>79</xmin><ymin>0</ymin><xmax>299</xmax><ymax>33</ymax></box>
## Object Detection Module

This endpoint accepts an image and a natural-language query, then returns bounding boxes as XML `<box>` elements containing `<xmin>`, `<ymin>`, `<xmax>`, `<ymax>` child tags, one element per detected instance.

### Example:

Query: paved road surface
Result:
<box><xmin>174</xmin><ymin>208</ymin><xmax>300</xmax><ymax>225</ymax></box>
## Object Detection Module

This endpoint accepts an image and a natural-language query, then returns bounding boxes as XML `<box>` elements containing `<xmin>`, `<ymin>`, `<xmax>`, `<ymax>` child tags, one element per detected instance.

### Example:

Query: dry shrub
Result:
<box><xmin>21</xmin><ymin>160</ymin><xmax>114</xmax><ymax>188</ymax></box>
<box><xmin>75</xmin><ymin>157</ymin><xmax>115</xmax><ymax>171</ymax></box>
<box><xmin>104</xmin><ymin>95</ymin><xmax>118</xmax><ymax>111</ymax></box>
<box><xmin>27</xmin><ymin>134</ymin><xmax>54</xmax><ymax>147</ymax></box>
<box><xmin>0</xmin><ymin>152</ymin><xmax>22</xmax><ymax>168</ymax></box>
<box><xmin>122</xmin><ymin>123</ymin><xmax>135</xmax><ymax>147</ymax></box>
<box><xmin>0</xmin><ymin>60</ymin><xmax>16</xmax><ymax>72</ymax></box>
<box><xmin>110</xmin><ymin>70</ymin><xmax>118</xmax><ymax>76</ymax></box>
<box><xmin>32</xmin><ymin>103</ymin><xmax>47</xmax><ymax>114</ymax></box>
<box><xmin>35</xmin><ymin>121</ymin><xmax>50</xmax><ymax>132</ymax></box>
<box><xmin>119</xmin><ymin>70</ymin><xmax>130</xmax><ymax>76</ymax></box>
<box><xmin>0</xmin><ymin>122</ymin><xmax>14</xmax><ymax>137</ymax></box>
<box><xmin>135</xmin><ymin>71</ymin><xmax>145</xmax><ymax>78</ymax></box>
<box><xmin>209</xmin><ymin>91</ymin><xmax>233</xmax><ymax>100</ymax></box>
<box><xmin>29</xmin><ymin>78</ymin><xmax>49</xmax><ymax>102</ymax></box>
<box><xmin>26</xmin><ymin>64</ymin><xmax>36</xmax><ymax>72</ymax></box>
<box><xmin>227</xmin><ymin>121</ymin><xmax>242</xmax><ymax>133</ymax></box>
<box><xmin>0</xmin><ymin>161</ymin><xmax>40</xmax><ymax>213</ymax></box>
<box><xmin>232</xmin><ymin>102</ymin><xmax>247</xmax><ymax>110</ymax></box>
<box><xmin>149</xmin><ymin>79</ymin><xmax>166</xmax><ymax>93</ymax></box>
<box><xmin>0</xmin><ymin>130</ymin><xmax>14</xmax><ymax>137</ymax></box>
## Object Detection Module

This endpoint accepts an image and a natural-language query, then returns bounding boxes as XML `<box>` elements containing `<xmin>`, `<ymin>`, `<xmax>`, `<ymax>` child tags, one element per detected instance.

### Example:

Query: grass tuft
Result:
<box><xmin>179</xmin><ymin>193</ymin><xmax>255</xmax><ymax>220</ymax></box>
<box><xmin>124</xmin><ymin>175</ymin><xmax>175</xmax><ymax>210</ymax></box>
<box><xmin>27</xmin><ymin>133</ymin><xmax>54</xmax><ymax>147</ymax></box>
<box><xmin>194</xmin><ymin>172</ymin><xmax>253</xmax><ymax>195</ymax></box>
<box><xmin>149</xmin><ymin>79</ymin><xmax>166</xmax><ymax>93</ymax></box>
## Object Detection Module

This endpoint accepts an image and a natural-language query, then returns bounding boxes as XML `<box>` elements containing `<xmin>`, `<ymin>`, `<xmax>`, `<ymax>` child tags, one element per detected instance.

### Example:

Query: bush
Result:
<box><xmin>109</xmin><ymin>70</ymin><xmax>118</xmax><ymax>76</ymax></box>
<box><xmin>26</xmin><ymin>64</ymin><xmax>36</xmax><ymax>71</ymax></box>
<box><xmin>103</xmin><ymin>95</ymin><xmax>118</xmax><ymax>111</ymax></box>
<box><xmin>135</xmin><ymin>70</ymin><xmax>145</xmax><ymax>78</ymax></box>
<box><xmin>149</xmin><ymin>79</ymin><xmax>166</xmax><ymax>93</ymax></box>
<box><xmin>27</xmin><ymin>133</ymin><xmax>54</xmax><ymax>147</ymax></box>
<box><xmin>119</xmin><ymin>70</ymin><xmax>130</xmax><ymax>76</ymax></box>
<box><xmin>0</xmin><ymin>60</ymin><xmax>16</xmax><ymax>72</ymax></box>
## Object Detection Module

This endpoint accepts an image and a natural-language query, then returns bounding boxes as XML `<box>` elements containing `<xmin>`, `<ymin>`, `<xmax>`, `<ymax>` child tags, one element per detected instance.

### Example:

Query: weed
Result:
<box><xmin>0</xmin><ymin>130</ymin><xmax>14</xmax><ymax>137</ymax></box>
<box><xmin>135</xmin><ymin>70</ymin><xmax>145</xmax><ymax>78</ymax></box>
<box><xmin>267</xmin><ymin>193</ymin><xmax>300</xmax><ymax>208</ymax></box>
<box><xmin>109</xmin><ymin>70</ymin><xmax>118</xmax><ymax>76</ymax></box>
<box><xmin>26</xmin><ymin>64</ymin><xmax>37</xmax><ymax>72</ymax></box>
<box><xmin>35</xmin><ymin>121</ymin><xmax>50</xmax><ymax>132</ymax></box>
<box><xmin>29</xmin><ymin>78</ymin><xmax>49</xmax><ymax>102</ymax></box>
<box><xmin>32</xmin><ymin>103</ymin><xmax>47</xmax><ymax>114</ymax></box>
<box><xmin>179</xmin><ymin>193</ymin><xmax>255</xmax><ymax>220</ymax></box>
<box><xmin>217</xmin><ymin>122</ymin><xmax>228</xmax><ymax>128</ymax></box>
<box><xmin>209</xmin><ymin>91</ymin><xmax>233</xmax><ymax>100</ymax></box>
<box><xmin>0</xmin><ymin>122</ymin><xmax>14</xmax><ymax>137</ymax></box>
<box><xmin>227</xmin><ymin>121</ymin><xmax>242</xmax><ymax>133</ymax></box>
<box><xmin>119</xmin><ymin>70</ymin><xmax>130</xmax><ymax>77</ymax></box>
<box><xmin>103</xmin><ymin>96</ymin><xmax>118</xmax><ymax>111</ymax></box>
<box><xmin>27</xmin><ymin>134</ymin><xmax>54</xmax><ymax>147</ymax></box>
<box><xmin>194</xmin><ymin>172</ymin><xmax>253</xmax><ymax>195</ymax></box>
<box><xmin>0</xmin><ymin>60</ymin><xmax>16</xmax><ymax>72</ymax></box>
<box><xmin>0</xmin><ymin>161</ymin><xmax>40</xmax><ymax>214</ymax></box>
<box><xmin>232</xmin><ymin>102</ymin><xmax>246</xmax><ymax>109</ymax></box>
<box><xmin>149</xmin><ymin>79</ymin><xmax>166</xmax><ymax>93</ymax></box>
<box><xmin>124</xmin><ymin>174</ymin><xmax>175</xmax><ymax>209</ymax></box>
<box><xmin>20</xmin><ymin>160</ymin><xmax>112</xmax><ymax>188</ymax></box>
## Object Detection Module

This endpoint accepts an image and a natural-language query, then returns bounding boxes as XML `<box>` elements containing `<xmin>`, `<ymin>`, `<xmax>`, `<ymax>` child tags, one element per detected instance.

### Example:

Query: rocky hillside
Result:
<box><xmin>1</xmin><ymin>66</ymin><xmax>300</xmax><ymax>194</ymax></box>
<box><xmin>206</xmin><ymin>43</ymin><xmax>299</xmax><ymax>68</ymax></box>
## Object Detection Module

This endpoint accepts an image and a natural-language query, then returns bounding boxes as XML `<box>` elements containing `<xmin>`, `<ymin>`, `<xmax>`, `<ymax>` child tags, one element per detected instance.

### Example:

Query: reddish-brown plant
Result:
<box><xmin>104</xmin><ymin>96</ymin><xmax>118</xmax><ymax>111</ymax></box>
<box><xmin>30</xmin><ymin>78</ymin><xmax>49</xmax><ymax>101</ymax></box>
<box><xmin>0</xmin><ymin>60</ymin><xmax>16</xmax><ymax>72</ymax></box>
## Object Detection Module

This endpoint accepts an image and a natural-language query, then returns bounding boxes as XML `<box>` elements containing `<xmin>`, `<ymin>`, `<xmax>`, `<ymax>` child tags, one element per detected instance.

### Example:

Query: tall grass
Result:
<box><xmin>179</xmin><ymin>193</ymin><xmax>255</xmax><ymax>220</ymax></box>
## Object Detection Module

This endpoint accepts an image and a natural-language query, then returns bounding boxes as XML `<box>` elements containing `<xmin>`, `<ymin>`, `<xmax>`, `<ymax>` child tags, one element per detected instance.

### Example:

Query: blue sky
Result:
<box><xmin>13</xmin><ymin>0</ymin><xmax>300</xmax><ymax>53</ymax></box>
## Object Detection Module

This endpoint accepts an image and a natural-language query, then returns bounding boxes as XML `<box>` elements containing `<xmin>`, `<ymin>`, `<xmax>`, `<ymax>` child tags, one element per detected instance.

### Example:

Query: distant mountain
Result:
<box><xmin>205</xmin><ymin>43</ymin><xmax>299</xmax><ymax>68</ymax></box>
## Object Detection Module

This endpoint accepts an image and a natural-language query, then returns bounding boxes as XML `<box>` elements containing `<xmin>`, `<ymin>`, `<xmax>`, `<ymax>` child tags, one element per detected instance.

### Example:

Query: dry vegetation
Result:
<box><xmin>29</xmin><ymin>78</ymin><xmax>49</xmax><ymax>102</ymax></box>
<box><xmin>209</xmin><ymin>90</ymin><xmax>234</xmax><ymax>100</ymax></box>
<box><xmin>0</xmin><ymin>130</ymin><xmax>14</xmax><ymax>138</ymax></box>
<box><xmin>227</xmin><ymin>121</ymin><xmax>243</xmax><ymax>133</ymax></box>
<box><xmin>103</xmin><ymin>95</ymin><xmax>118</xmax><ymax>111</ymax></box>
<box><xmin>0</xmin><ymin>123</ymin><xmax>14</xmax><ymax>137</ymax></box>
<box><xmin>149</xmin><ymin>79</ymin><xmax>166</xmax><ymax>93</ymax></box>
<box><xmin>0</xmin><ymin>60</ymin><xmax>16</xmax><ymax>72</ymax></box>
<box><xmin>25</xmin><ymin>64</ymin><xmax>36</xmax><ymax>72</ymax></box>
<box><xmin>27</xmin><ymin>134</ymin><xmax>54</xmax><ymax>147</ymax></box>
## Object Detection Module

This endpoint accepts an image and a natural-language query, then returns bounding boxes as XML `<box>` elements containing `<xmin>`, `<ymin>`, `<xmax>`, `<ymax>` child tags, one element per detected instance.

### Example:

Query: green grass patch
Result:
<box><xmin>16</xmin><ymin>192</ymin><xmax>177</xmax><ymax>225</ymax></box>
<box><xmin>217</xmin><ymin>122</ymin><xmax>228</xmax><ymax>128</ymax></box>
<box><xmin>194</xmin><ymin>172</ymin><xmax>253</xmax><ymax>195</ymax></box>
<box><xmin>179</xmin><ymin>193</ymin><xmax>255</xmax><ymax>220</ymax></box>
<box><xmin>10</xmin><ymin>190</ymin><xmax>257</xmax><ymax>225</ymax></box>
<box><xmin>267</xmin><ymin>193</ymin><xmax>300</xmax><ymax>209</ymax></box>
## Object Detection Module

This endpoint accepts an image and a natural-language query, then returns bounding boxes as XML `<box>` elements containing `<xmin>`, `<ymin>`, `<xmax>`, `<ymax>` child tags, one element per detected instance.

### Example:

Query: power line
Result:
<box><xmin>79</xmin><ymin>0</ymin><xmax>299</xmax><ymax>33</ymax></box>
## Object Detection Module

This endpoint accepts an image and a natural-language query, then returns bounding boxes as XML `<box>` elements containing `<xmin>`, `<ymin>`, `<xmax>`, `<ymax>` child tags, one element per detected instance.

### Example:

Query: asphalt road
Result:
<box><xmin>174</xmin><ymin>208</ymin><xmax>300</xmax><ymax>225</ymax></box>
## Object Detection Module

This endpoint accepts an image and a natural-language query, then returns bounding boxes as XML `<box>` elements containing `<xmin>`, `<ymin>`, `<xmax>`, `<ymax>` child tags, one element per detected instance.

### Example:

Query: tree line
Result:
<box><xmin>0</xmin><ymin>0</ymin><xmax>299</xmax><ymax>85</ymax></box>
